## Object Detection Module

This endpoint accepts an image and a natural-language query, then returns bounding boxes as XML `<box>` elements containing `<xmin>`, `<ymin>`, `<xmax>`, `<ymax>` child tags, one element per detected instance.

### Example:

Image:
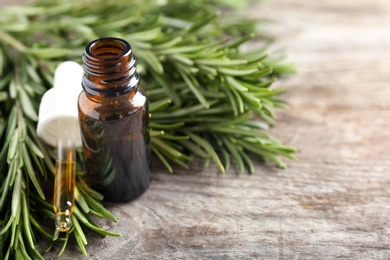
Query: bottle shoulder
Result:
<box><xmin>78</xmin><ymin>89</ymin><xmax>148</xmax><ymax>121</ymax></box>
<box><xmin>78</xmin><ymin>91</ymin><xmax>101</xmax><ymax>120</ymax></box>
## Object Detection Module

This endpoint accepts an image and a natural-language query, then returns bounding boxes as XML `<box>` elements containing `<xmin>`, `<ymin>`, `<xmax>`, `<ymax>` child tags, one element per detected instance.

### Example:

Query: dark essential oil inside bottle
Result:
<box><xmin>78</xmin><ymin>37</ymin><xmax>151</xmax><ymax>202</ymax></box>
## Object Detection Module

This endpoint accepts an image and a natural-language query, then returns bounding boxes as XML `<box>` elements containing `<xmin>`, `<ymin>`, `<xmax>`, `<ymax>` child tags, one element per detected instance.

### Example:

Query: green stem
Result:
<box><xmin>0</xmin><ymin>30</ymin><xmax>26</xmax><ymax>52</ymax></box>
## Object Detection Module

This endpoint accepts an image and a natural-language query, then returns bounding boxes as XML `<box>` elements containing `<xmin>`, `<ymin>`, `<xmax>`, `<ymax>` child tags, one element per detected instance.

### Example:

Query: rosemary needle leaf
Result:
<box><xmin>74</xmin><ymin>186</ymin><xmax>90</xmax><ymax>213</ymax></box>
<box><xmin>238</xmin><ymin>148</ymin><xmax>255</xmax><ymax>174</ymax></box>
<box><xmin>195</xmin><ymin>58</ymin><xmax>247</xmax><ymax>66</ymax></box>
<box><xmin>0</xmin><ymin>174</ymin><xmax>12</xmax><ymax>211</ymax></box>
<box><xmin>153</xmin><ymin>36</ymin><xmax>183</xmax><ymax>49</ymax></box>
<box><xmin>149</xmin><ymin>98</ymin><xmax>172</xmax><ymax>113</ymax></box>
<box><xmin>151</xmin><ymin>137</ymin><xmax>183</xmax><ymax>158</ymax></box>
<box><xmin>57</xmin><ymin>230</ymin><xmax>70</xmax><ymax>257</ymax></box>
<box><xmin>83</xmin><ymin>222</ymin><xmax>121</xmax><ymax>237</ymax></box>
<box><xmin>29</xmin><ymin>215</ymin><xmax>53</xmax><ymax>239</ymax></box>
<box><xmin>24</xmin><ymin>48</ymin><xmax>71</xmax><ymax>59</ymax></box>
<box><xmin>0</xmin><ymin>5</ymin><xmax>44</xmax><ymax>15</ymax></box>
<box><xmin>0</xmin><ymin>74</ymin><xmax>11</xmax><ymax>90</ymax></box>
<box><xmin>127</xmin><ymin>27</ymin><xmax>162</xmax><ymax>41</ymax></box>
<box><xmin>73</xmin><ymin>206</ymin><xmax>89</xmax><ymax>224</ymax></box>
<box><xmin>237</xmin><ymin>139</ymin><xmax>287</xmax><ymax>169</ymax></box>
<box><xmin>138</xmin><ymin>50</ymin><xmax>164</xmax><ymax>74</ymax></box>
<box><xmin>5</xmin><ymin>107</ymin><xmax>17</xmax><ymax>141</ymax></box>
<box><xmin>211</xmin><ymin>126</ymin><xmax>269</xmax><ymax>138</ymax></box>
<box><xmin>73</xmin><ymin>217</ymin><xmax>88</xmax><ymax>256</ymax></box>
<box><xmin>21</xmin><ymin>143</ymin><xmax>45</xmax><ymax>199</ymax></box>
<box><xmin>12</xmin><ymin>209</ymin><xmax>20</xmax><ymax>248</ymax></box>
<box><xmin>221</xmin><ymin>136</ymin><xmax>245</xmax><ymax>174</ymax></box>
<box><xmin>18</xmin><ymin>89</ymin><xmax>38</xmax><ymax>121</ymax></box>
<box><xmin>161</xmin><ymin>133</ymin><xmax>189</xmax><ymax>141</ymax></box>
<box><xmin>158</xmin><ymin>45</ymin><xmax>208</xmax><ymax>55</ymax></box>
<box><xmin>220</xmin><ymin>145</ymin><xmax>231</xmax><ymax>171</ymax></box>
<box><xmin>222</xmin><ymin>33</ymin><xmax>256</xmax><ymax>49</ymax></box>
<box><xmin>78</xmin><ymin>188</ymin><xmax>118</xmax><ymax>222</ymax></box>
<box><xmin>11</xmin><ymin>169</ymin><xmax>22</xmax><ymax>217</ymax></box>
<box><xmin>179</xmin><ymin>140</ymin><xmax>210</xmax><ymax>159</ymax></box>
<box><xmin>154</xmin><ymin>100</ymin><xmax>218</xmax><ymax>118</ymax></box>
<box><xmin>26</xmin><ymin>65</ymin><xmax>41</xmax><ymax>84</ymax></box>
<box><xmin>88</xmin><ymin>208</ymin><xmax>105</xmax><ymax>219</ymax></box>
<box><xmin>72</xmin><ymin>216</ymin><xmax>87</xmax><ymax>246</ymax></box>
<box><xmin>17</xmin><ymin>240</ymin><xmax>32</xmax><ymax>260</ymax></box>
<box><xmin>151</xmin><ymin>146</ymin><xmax>173</xmax><ymax>173</ymax></box>
<box><xmin>185</xmin><ymin>132</ymin><xmax>225</xmax><ymax>174</ymax></box>
<box><xmin>75</xmin><ymin>207</ymin><xmax>121</xmax><ymax>237</ymax></box>
<box><xmin>150</xmin><ymin>130</ymin><xmax>164</xmax><ymax>137</ymax></box>
<box><xmin>229</xmin><ymin>83</ymin><xmax>245</xmax><ymax>113</ymax></box>
<box><xmin>254</xmin><ymin>66</ymin><xmax>273</xmax><ymax>78</ymax></box>
<box><xmin>25</xmin><ymin>136</ymin><xmax>44</xmax><ymax>159</ymax></box>
<box><xmin>169</xmin><ymin>54</ymin><xmax>194</xmax><ymax>66</ymax></box>
<box><xmin>30</xmin><ymin>248</ymin><xmax>45</xmax><ymax>260</ymax></box>
<box><xmin>95</xmin><ymin>16</ymin><xmax>138</xmax><ymax>32</ymax></box>
<box><xmin>197</xmin><ymin>64</ymin><xmax>218</xmax><ymax>76</ymax></box>
<box><xmin>225</xmin><ymin>75</ymin><xmax>248</xmax><ymax>92</ymax></box>
<box><xmin>4</xmin><ymin>248</ymin><xmax>10</xmax><ymax>260</ymax></box>
<box><xmin>241</xmin><ymin>120</ymin><xmax>269</xmax><ymax>130</ymax></box>
<box><xmin>186</xmin><ymin>12</ymin><xmax>218</xmax><ymax>33</ymax></box>
<box><xmin>178</xmin><ymin>70</ymin><xmax>209</xmax><ymax>108</ymax></box>
<box><xmin>77</xmin><ymin>178</ymin><xmax>104</xmax><ymax>201</ymax></box>
<box><xmin>21</xmin><ymin>192</ymin><xmax>35</xmax><ymax>250</ymax></box>
<box><xmin>0</xmin><ymin>216</ymin><xmax>14</xmax><ymax>235</ymax></box>
<box><xmin>39</xmin><ymin>207</ymin><xmax>56</xmax><ymax>220</ymax></box>
<box><xmin>7</xmin><ymin>132</ymin><xmax>18</xmax><ymax>162</ymax></box>
<box><xmin>241</xmin><ymin>91</ymin><xmax>262</xmax><ymax>108</ymax></box>
<box><xmin>163</xmin><ymin>152</ymin><xmax>190</xmax><ymax>169</ymax></box>
<box><xmin>151</xmin><ymin>73</ymin><xmax>181</xmax><ymax>106</ymax></box>
<box><xmin>218</xmin><ymin>67</ymin><xmax>258</xmax><ymax>76</ymax></box>
<box><xmin>224</xmin><ymin>86</ymin><xmax>239</xmax><ymax>116</ymax></box>
<box><xmin>150</xmin><ymin>122</ymin><xmax>184</xmax><ymax>130</ymax></box>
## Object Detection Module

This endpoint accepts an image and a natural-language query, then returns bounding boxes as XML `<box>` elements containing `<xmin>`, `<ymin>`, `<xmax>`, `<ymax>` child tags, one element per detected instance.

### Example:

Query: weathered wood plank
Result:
<box><xmin>3</xmin><ymin>0</ymin><xmax>390</xmax><ymax>259</ymax></box>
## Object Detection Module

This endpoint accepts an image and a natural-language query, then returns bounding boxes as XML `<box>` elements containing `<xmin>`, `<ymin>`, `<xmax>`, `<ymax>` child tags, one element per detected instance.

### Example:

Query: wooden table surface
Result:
<box><xmin>3</xmin><ymin>0</ymin><xmax>390</xmax><ymax>259</ymax></box>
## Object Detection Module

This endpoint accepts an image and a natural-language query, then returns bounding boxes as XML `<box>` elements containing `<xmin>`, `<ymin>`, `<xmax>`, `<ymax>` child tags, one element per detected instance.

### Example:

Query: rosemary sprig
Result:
<box><xmin>0</xmin><ymin>44</ymin><xmax>120</xmax><ymax>259</ymax></box>
<box><xmin>0</xmin><ymin>0</ymin><xmax>296</xmax><ymax>258</ymax></box>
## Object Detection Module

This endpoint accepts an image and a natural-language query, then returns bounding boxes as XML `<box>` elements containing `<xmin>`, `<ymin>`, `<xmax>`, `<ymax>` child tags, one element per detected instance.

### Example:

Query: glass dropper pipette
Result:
<box><xmin>36</xmin><ymin>61</ymin><xmax>83</xmax><ymax>232</ymax></box>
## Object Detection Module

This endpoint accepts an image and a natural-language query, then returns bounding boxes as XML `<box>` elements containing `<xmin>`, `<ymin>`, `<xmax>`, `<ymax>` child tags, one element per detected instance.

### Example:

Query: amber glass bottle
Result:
<box><xmin>78</xmin><ymin>37</ymin><xmax>150</xmax><ymax>202</ymax></box>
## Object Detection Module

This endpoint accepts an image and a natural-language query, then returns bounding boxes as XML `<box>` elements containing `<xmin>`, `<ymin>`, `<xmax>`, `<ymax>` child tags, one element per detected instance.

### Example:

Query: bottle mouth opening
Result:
<box><xmin>82</xmin><ymin>37</ymin><xmax>139</xmax><ymax>97</ymax></box>
<box><xmin>82</xmin><ymin>37</ymin><xmax>136</xmax><ymax>76</ymax></box>
<box><xmin>86</xmin><ymin>37</ymin><xmax>131</xmax><ymax>60</ymax></box>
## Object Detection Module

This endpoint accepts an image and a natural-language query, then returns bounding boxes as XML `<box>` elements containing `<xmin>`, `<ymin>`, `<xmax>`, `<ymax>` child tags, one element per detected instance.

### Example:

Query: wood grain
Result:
<box><xmin>3</xmin><ymin>0</ymin><xmax>390</xmax><ymax>259</ymax></box>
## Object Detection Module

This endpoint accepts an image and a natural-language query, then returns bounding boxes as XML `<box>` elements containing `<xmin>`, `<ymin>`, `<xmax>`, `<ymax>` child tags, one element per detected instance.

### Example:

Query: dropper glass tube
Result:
<box><xmin>53</xmin><ymin>136</ymin><xmax>76</xmax><ymax>232</ymax></box>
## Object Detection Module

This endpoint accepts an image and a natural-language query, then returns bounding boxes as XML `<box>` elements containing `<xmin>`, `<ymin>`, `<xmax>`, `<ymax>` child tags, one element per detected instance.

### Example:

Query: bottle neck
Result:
<box><xmin>82</xmin><ymin>37</ymin><xmax>139</xmax><ymax>98</ymax></box>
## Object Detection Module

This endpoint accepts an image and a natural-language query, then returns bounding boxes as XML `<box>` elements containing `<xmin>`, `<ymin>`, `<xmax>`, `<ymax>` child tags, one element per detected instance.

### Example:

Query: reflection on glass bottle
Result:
<box><xmin>78</xmin><ymin>37</ymin><xmax>151</xmax><ymax>202</ymax></box>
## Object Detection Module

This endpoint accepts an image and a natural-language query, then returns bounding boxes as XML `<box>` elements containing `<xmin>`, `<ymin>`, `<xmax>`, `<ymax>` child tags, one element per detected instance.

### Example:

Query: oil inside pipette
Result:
<box><xmin>53</xmin><ymin>139</ymin><xmax>76</xmax><ymax>232</ymax></box>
